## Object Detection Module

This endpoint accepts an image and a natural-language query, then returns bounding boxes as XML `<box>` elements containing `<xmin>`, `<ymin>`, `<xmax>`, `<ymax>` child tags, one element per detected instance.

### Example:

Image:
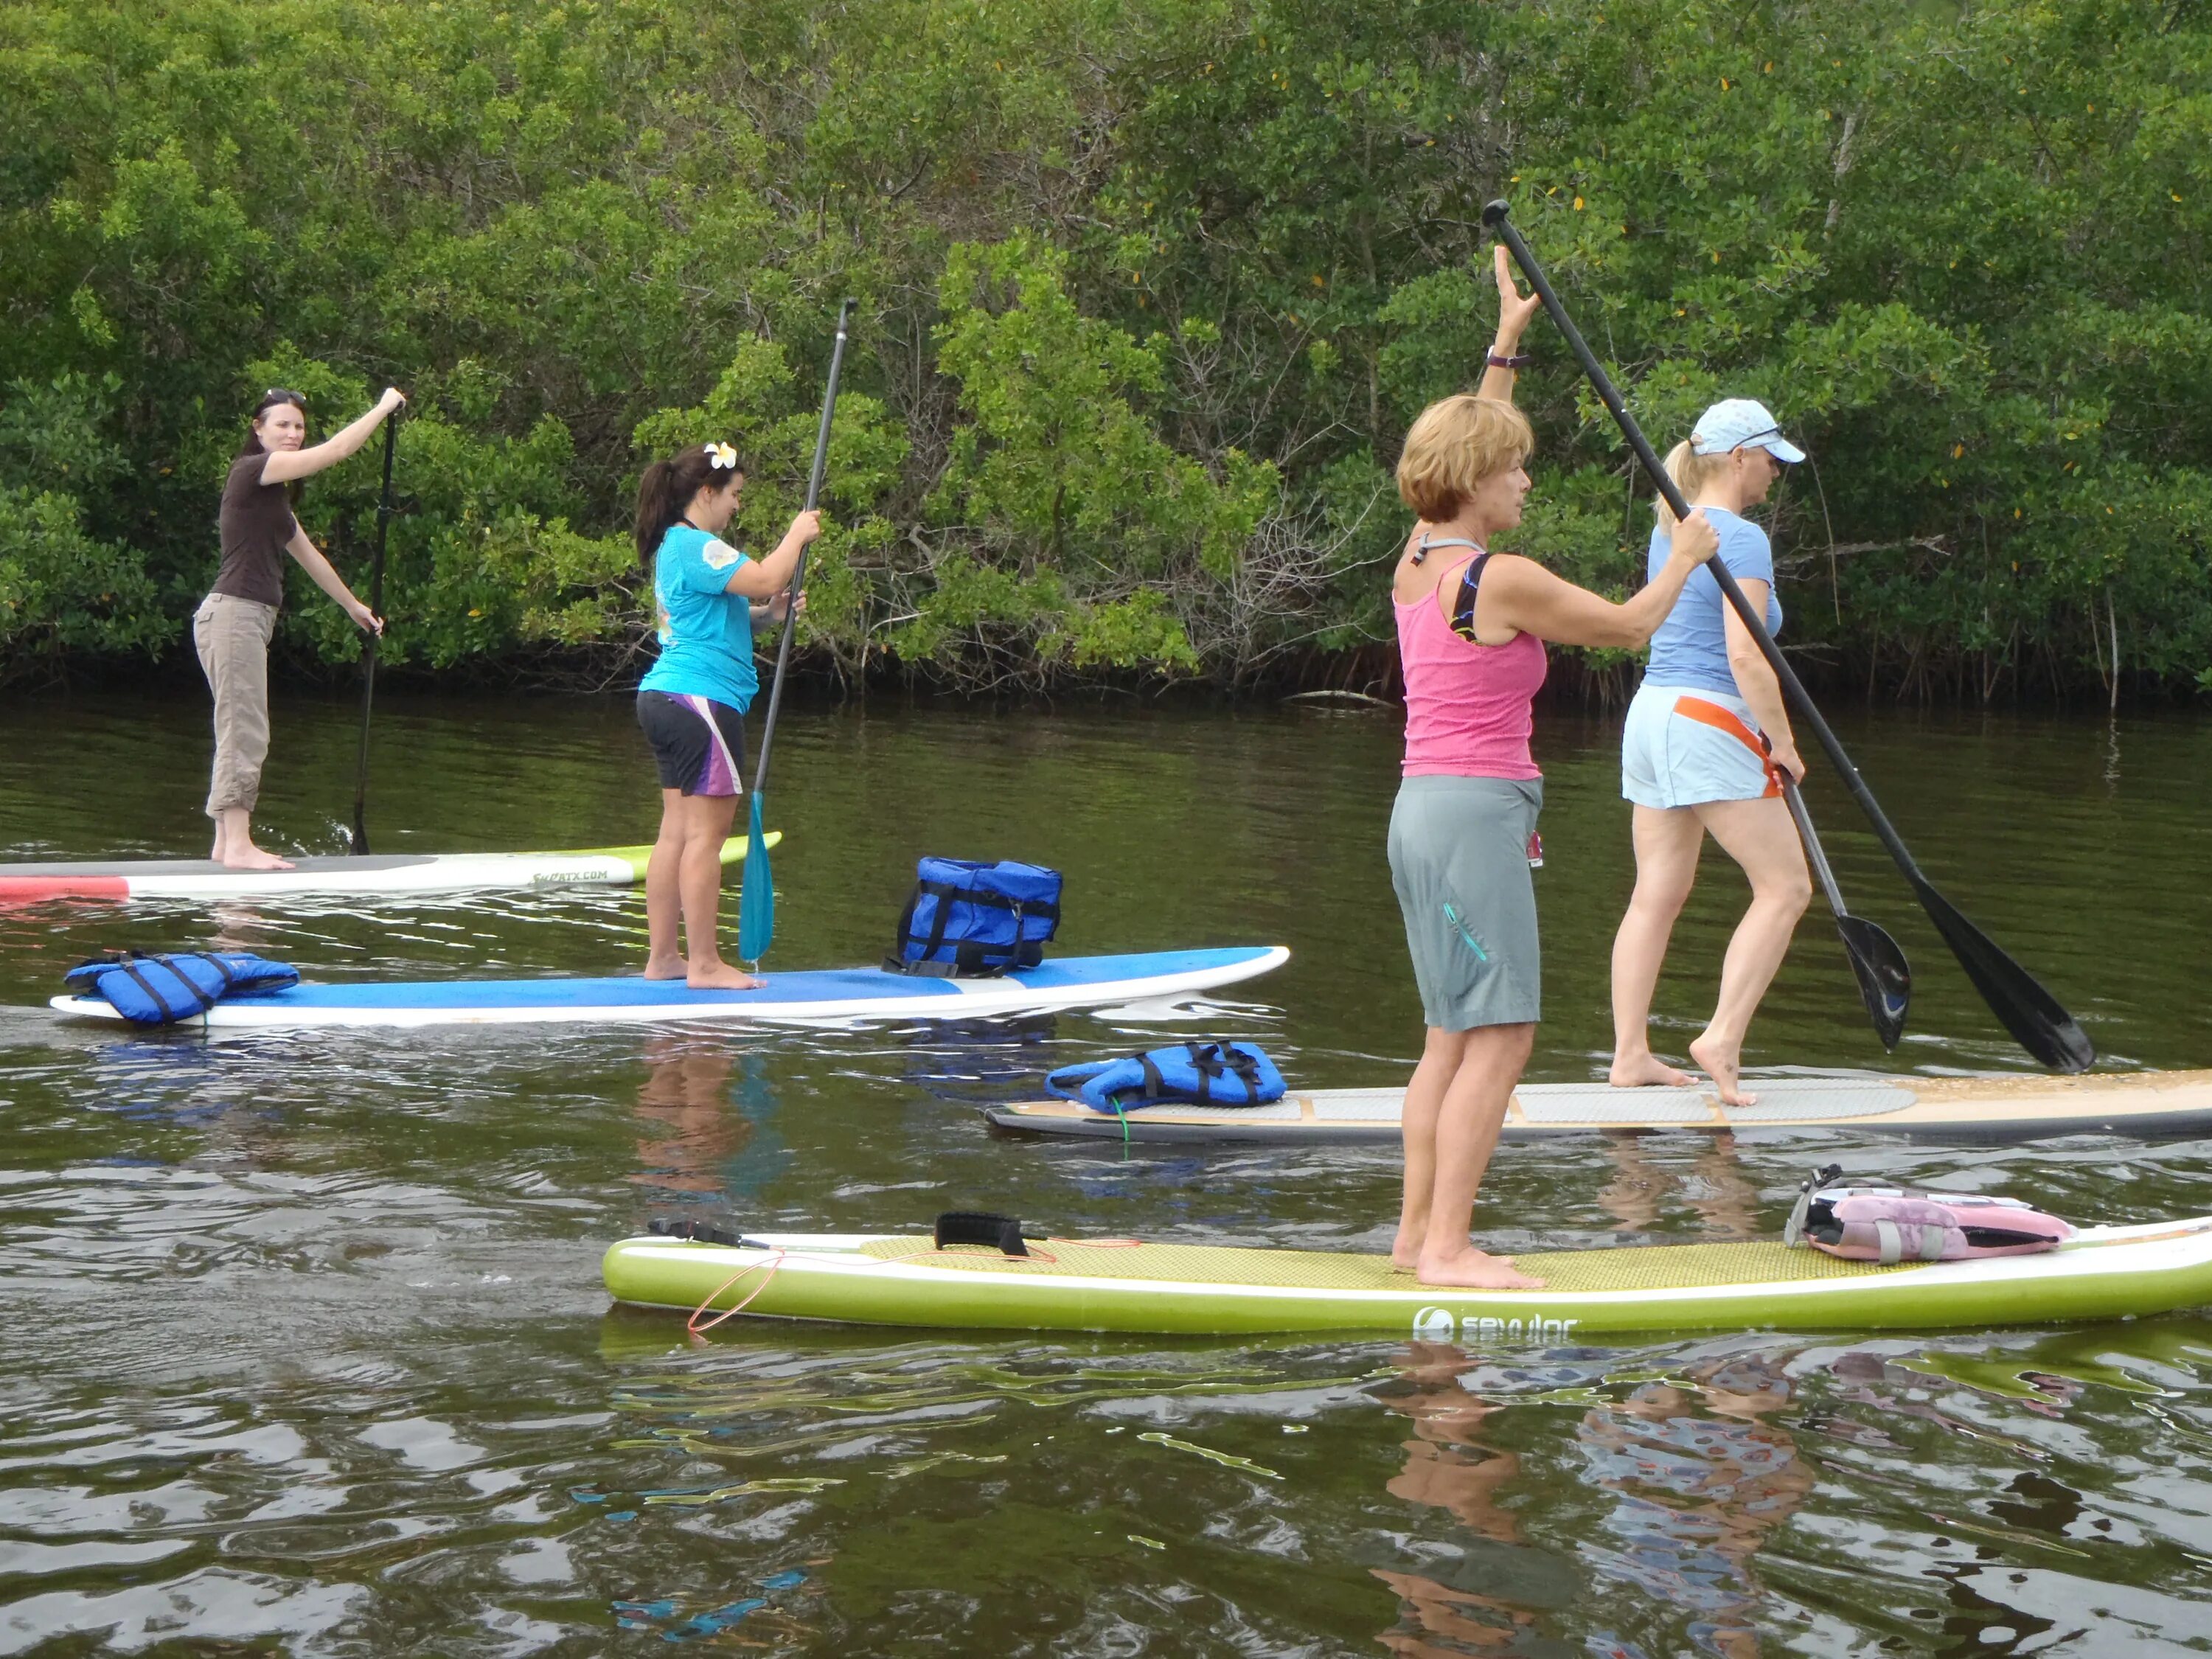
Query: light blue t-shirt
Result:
<box><xmin>638</xmin><ymin>524</ymin><xmax>759</xmax><ymax>711</ymax></box>
<box><xmin>1642</xmin><ymin>507</ymin><xmax>1784</xmax><ymax>697</ymax></box>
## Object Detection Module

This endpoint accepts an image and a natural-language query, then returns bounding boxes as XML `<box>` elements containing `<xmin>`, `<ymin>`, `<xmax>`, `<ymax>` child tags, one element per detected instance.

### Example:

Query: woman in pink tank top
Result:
<box><xmin>1385</xmin><ymin>246</ymin><xmax>1719</xmax><ymax>1291</ymax></box>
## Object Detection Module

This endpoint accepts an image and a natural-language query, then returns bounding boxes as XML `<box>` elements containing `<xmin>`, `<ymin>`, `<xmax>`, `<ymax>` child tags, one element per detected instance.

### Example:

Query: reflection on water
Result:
<box><xmin>1596</xmin><ymin>1130</ymin><xmax>1761</xmax><ymax>1241</ymax></box>
<box><xmin>630</xmin><ymin>1035</ymin><xmax>788</xmax><ymax>1211</ymax></box>
<box><xmin>1570</xmin><ymin>1353</ymin><xmax>1809</xmax><ymax>1659</ymax></box>
<box><xmin>1</xmin><ymin>692</ymin><xmax>2210</xmax><ymax>1652</ymax></box>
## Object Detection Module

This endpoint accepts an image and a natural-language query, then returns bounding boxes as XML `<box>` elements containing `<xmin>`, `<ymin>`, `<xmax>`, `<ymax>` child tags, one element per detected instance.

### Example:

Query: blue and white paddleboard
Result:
<box><xmin>48</xmin><ymin>946</ymin><xmax>1290</xmax><ymax>1031</ymax></box>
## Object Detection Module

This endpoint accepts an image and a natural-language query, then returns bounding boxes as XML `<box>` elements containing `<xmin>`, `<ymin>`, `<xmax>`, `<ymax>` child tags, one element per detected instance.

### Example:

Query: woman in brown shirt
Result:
<box><xmin>195</xmin><ymin>386</ymin><xmax>404</xmax><ymax>869</ymax></box>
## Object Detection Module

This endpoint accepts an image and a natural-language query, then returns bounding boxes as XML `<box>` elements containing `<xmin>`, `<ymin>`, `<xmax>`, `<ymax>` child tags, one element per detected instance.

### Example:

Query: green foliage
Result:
<box><xmin>918</xmin><ymin>236</ymin><xmax>1273</xmax><ymax>675</ymax></box>
<box><xmin>0</xmin><ymin>374</ymin><xmax>161</xmax><ymax>672</ymax></box>
<box><xmin>0</xmin><ymin>0</ymin><xmax>2204</xmax><ymax>697</ymax></box>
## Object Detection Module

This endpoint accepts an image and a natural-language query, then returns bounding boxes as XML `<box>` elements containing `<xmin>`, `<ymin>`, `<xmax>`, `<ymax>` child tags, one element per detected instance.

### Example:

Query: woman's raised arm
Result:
<box><xmin>1473</xmin><ymin>245</ymin><xmax>1543</xmax><ymax>403</ymax></box>
<box><xmin>260</xmin><ymin>389</ymin><xmax>406</xmax><ymax>484</ymax></box>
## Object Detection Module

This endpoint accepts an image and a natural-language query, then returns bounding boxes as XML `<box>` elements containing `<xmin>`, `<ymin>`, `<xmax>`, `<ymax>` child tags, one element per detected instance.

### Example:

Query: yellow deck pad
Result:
<box><xmin>858</xmin><ymin>1237</ymin><xmax>1896</xmax><ymax>1294</ymax></box>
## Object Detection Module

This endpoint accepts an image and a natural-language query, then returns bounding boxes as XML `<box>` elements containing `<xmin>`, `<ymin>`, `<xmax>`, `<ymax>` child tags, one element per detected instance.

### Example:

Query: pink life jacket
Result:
<box><xmin>1784</xmin><ymin>1166</ymin><xmax>2075</xmax><ymax>1265</ymax></box>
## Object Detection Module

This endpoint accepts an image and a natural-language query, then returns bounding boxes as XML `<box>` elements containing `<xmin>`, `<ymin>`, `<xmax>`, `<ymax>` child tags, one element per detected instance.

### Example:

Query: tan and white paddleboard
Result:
<box><xmin>985</xmin><ymin>1069</ymin><xmax>2212</xmax><ymax>1145</ymax></box>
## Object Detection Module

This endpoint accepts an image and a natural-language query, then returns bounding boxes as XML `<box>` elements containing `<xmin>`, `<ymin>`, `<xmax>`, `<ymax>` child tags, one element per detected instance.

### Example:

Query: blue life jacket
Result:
<box><xmin>63</xmin><ymin>951</ymin><xmax>298</xmax><ymax>1025</ymax></box>
<box><xmin>1046</xmin><ymin>1041</ymin><xmax>1287</xmax><ymax>1113</ymax></box>
<box><xmin>888</xmin><ymin>858</ymin><xmax>1062</xmax><ymax>977</ymax></box>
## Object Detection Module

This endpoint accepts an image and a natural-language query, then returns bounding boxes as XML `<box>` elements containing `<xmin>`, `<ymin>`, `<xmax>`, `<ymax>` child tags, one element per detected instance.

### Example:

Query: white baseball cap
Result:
<box><xmin>1690</xmin><ymin>398</ymin><xmax>1806</xmax><ymax>464</ymax></box>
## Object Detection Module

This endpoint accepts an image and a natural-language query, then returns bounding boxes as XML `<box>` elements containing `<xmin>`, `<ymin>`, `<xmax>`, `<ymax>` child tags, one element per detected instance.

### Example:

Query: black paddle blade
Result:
<box><xmin>1832</xmin><ymin>914</ymin><xmax>1910</xmax><ymax>1051</ymax></box>
<box><xmin>1907</xmin><ymin>874</ymin><xmax>2096</xmax><ymax>1072</ymax></box>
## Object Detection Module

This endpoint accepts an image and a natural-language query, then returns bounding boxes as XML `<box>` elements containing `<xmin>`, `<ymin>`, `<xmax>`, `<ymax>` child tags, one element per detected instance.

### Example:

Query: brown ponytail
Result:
<box><xmin>634</xmin><ymin>443</ymin><xmax>745</xmax><ymax>566</ymax></box>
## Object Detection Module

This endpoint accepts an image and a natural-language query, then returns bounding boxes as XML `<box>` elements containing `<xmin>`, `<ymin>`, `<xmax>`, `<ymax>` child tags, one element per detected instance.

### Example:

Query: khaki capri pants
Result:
<box><xmin>192</xmin><ymin>592</ymin><xmax>278</xmax><ymax>817</ymax></box>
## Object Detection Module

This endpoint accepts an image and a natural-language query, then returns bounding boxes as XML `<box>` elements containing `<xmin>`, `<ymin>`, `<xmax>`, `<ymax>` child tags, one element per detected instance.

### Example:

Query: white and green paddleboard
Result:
<box><xmin>0</xmin><ymin>833</ymin><xmax>776</xmax><ymax>905</ymax></box>
<box><xmin>602</xmin><ymin>1212</ymin><xmax>2212</xmax><ymax>1339</ymax></box>
<box><xmin>987</xmin><ymin>1070</ymin><xmax>2212</xmax><ymax>1145</ymax></box>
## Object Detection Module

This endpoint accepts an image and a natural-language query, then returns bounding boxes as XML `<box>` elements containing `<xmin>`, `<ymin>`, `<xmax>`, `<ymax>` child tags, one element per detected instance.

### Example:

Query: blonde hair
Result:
<box><xmin>1396</xmin><ymin>395</ymin><xmax>1535</xmax><ymax>521</ymax></box>
<box><xmin>1652</xmin><ymin>439</ymin><xmax>1735</xmax><ymax>529</ymax></box>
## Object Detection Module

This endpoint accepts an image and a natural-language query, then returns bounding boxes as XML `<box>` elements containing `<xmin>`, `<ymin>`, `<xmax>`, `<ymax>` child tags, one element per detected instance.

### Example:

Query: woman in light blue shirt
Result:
<box><xmin>632</xmin><ymin>442</ymin><xmax>819</xmax><ymax>988</ymax></box>
<box><xmin>1610</xmin><ymin>400</ymin><xmax>1812</xmax><ymax>1105</ymax></box>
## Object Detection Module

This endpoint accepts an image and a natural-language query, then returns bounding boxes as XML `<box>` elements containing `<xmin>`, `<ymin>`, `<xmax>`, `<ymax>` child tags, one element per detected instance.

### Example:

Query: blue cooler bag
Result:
<box><xmin>888</xmin><ymin>858</ymin><xmax>1062</xmax><ymax>977</ymax></box>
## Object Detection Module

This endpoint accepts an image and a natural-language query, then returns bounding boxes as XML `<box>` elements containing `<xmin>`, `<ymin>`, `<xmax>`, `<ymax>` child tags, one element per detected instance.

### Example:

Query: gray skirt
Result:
<box><xmin>1387</xmin><ymin>774</ymin><xmax>1543</xmax><ymax>1031</ymax></box>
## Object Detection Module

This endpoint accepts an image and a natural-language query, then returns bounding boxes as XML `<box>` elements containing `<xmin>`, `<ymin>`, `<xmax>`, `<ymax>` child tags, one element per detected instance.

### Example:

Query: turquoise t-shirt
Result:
<box><xmin>1642</xmin><ymin>507</ymin><xmax>1784</xmax><ymax>697</ymax></box>
<box><xmin>638</xmin><ymin>524</ymin><xmax>759</xmax><ymax>711</ymax></box>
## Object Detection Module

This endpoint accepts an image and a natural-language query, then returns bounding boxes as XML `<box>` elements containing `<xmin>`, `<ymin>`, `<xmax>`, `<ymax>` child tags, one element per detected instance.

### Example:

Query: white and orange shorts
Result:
<box><xmin>1620</xmin><ymin>683</ymin><xmax>1784</xmax><ymax>810</ymax></box>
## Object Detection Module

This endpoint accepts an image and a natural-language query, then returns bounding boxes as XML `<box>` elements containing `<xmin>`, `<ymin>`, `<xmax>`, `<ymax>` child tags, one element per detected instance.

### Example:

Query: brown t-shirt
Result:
<box><xmin>213</xmin><ymin>452</ymin><xmax>299</xmax><ymax>608</ymax></box>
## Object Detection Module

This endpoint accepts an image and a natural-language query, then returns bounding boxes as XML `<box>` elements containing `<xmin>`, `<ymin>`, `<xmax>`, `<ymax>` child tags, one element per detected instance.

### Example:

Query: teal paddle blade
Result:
<box><xmin>736</xmin><ymin>791</ymin><xmax>773</xmax><ymax>964</ymax></box>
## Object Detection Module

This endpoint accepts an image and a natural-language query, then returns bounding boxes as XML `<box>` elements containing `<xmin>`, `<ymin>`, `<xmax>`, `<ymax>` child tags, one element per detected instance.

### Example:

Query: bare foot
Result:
<box><xmin>1609</xmin><ymin>1051</ymin><xmax>1694</xmax><ymax>1088</ymax></box>
<box><xmin>643</xmin><ymin>954</ymin><xmax>689</xmax><ymax>981</ymax></box>
<box><xmin>1688</xmin><ymin>1033</ymin><xmax>1756</xmax><ymax>1106</ymax></box>
<box><xmin>1391</xmin><ymin>1225</ymin><xmax>1424</xmax><ymax>1272</ymax></box>
<box><xmin>1416</xmin><ymin>1247</ymin><xmax>1544</xmax><ymax>1290</ymax></box>
<box><xmin>220</xmin><ymin>846</ymin><xmax>295</xmax><ymax>871</ymax></box>
<box><xmin>686</xmin><ymin>960</ymin><xmax>765</xmax><ymax>991</ymax></box>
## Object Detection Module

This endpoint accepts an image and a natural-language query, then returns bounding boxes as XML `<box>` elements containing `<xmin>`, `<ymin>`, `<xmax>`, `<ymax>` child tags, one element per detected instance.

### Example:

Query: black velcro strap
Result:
<box><xmin>1961</xmin><ymin>1225</ymin><xmax>2048</xmax><ymax>1249</ymax></box>
<box><xmin>934</xmin><ymin>1211</ymin><xmax>1029</xmax><ymax>1257</ymax></box>
<box><xmin>884</xmin><ymin>953</ymin><xmax>958</xmax><ymax>977</ymax></box>
<box><xmin>647</xmin><ymin>1216</ymin><xmax>773</xmax><ymax>1250</ymax></box>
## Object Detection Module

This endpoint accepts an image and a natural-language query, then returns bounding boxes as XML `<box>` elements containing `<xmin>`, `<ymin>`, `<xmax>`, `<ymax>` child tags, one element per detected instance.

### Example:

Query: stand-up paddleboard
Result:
<box><xmin>603</xmin><ymin>1213</ymin><xmax>2212</xmax><ymax>1338</ymax></box>
<box><xmin>48</xmin><ymin>945</ymin><xmax>1289</xmax><ymax>1032</ymax></box>
<box><xmin>0</xmin><ymin>834</ymin><xmax>777</xmax><ymax>905</ymax></box>
<box><xmin>987</xmin><ymin>1070</ymin><xmax>2212</xmax><ymax>1146</ymax></box>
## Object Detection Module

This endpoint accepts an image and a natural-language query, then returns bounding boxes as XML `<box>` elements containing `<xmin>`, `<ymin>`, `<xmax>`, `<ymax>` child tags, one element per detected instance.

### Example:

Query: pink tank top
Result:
<box><xmin>1395</xmin><ymin>549</ymin><xmax>1548</xmax><ymax>779</ymax></box>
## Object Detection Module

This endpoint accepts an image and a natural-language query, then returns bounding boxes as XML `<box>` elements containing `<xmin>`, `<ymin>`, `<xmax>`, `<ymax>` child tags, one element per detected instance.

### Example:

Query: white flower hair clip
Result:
<box><xmin>703</xmin><ymin>442</ymin><xmax>739</xmax><ymax>471</ymax></box>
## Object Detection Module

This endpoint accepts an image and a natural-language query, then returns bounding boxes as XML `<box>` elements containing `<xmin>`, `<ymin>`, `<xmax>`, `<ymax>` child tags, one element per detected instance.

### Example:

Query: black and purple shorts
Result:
<box><xmin>636</xmin><ymin>691</ymin><xmax>747</xmax><ymax>797</ymax></box>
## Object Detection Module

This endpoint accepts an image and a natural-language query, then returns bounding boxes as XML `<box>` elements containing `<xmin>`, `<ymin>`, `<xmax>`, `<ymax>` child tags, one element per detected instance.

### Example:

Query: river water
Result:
<box><xmin>1</xmin><ymin>691</ymin><xmax>2208</xmax><ymax>1656</ymax></box>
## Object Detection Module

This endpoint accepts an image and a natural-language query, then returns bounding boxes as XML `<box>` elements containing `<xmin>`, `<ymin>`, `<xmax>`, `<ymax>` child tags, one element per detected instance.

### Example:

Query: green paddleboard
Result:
<box><xmin>602</xmin><ymin>1214</ymin><xmax>2212</xmax><ymax>1340</ymax></box>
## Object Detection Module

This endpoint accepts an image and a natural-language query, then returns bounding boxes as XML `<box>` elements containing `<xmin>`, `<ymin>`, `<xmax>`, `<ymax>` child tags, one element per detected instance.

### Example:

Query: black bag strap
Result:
<box><xmin>934</xmin><ymin>1211</ymin><xmax>1029</xmax><ymax>1257</ymax></box>
<box><xmin>917</xmin><ymin>880</ymin><xmax>959</xmax><ymax>961</ymax></box>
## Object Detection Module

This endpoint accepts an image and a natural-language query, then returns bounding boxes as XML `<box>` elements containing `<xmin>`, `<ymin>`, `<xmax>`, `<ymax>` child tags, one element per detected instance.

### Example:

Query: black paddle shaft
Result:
<box><xmin>349</xmin><ymin>413</ymin><xmax>398</xmax><ymax>856</ymax></box>
<box><xmin>1482</xmin><ymin>200</ymin><xmax>2092</xmax><ymax>1072</ymax></box>
<box><xmin>1484</xmin><ymin>208</ymin><xmax>1891</xmax><ymax>839</ymax></box>
<box><xmin>751</xmin><ymin>298</ymin><xmax>857</xmax><ymax>801</ymax></box>
<box><xmin>1782</xmin><ymin>777</ymin><xmax>1912</xmax><ymax>1051</ymax></box>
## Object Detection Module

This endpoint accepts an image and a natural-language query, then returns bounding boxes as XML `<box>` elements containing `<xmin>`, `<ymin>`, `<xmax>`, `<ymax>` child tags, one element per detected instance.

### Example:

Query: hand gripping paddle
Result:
<box><xmin>1483</xmin><ymin>200</ymin><xmax>2092</xmax><ymax>1071</ymax></box>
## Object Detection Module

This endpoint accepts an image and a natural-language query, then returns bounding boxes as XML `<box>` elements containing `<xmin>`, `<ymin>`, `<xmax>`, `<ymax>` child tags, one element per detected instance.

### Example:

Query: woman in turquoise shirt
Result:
<box><xmin>632</xmin><ymin>442</ymin><xmax>819</xmax><ymax>988</ymax></box>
